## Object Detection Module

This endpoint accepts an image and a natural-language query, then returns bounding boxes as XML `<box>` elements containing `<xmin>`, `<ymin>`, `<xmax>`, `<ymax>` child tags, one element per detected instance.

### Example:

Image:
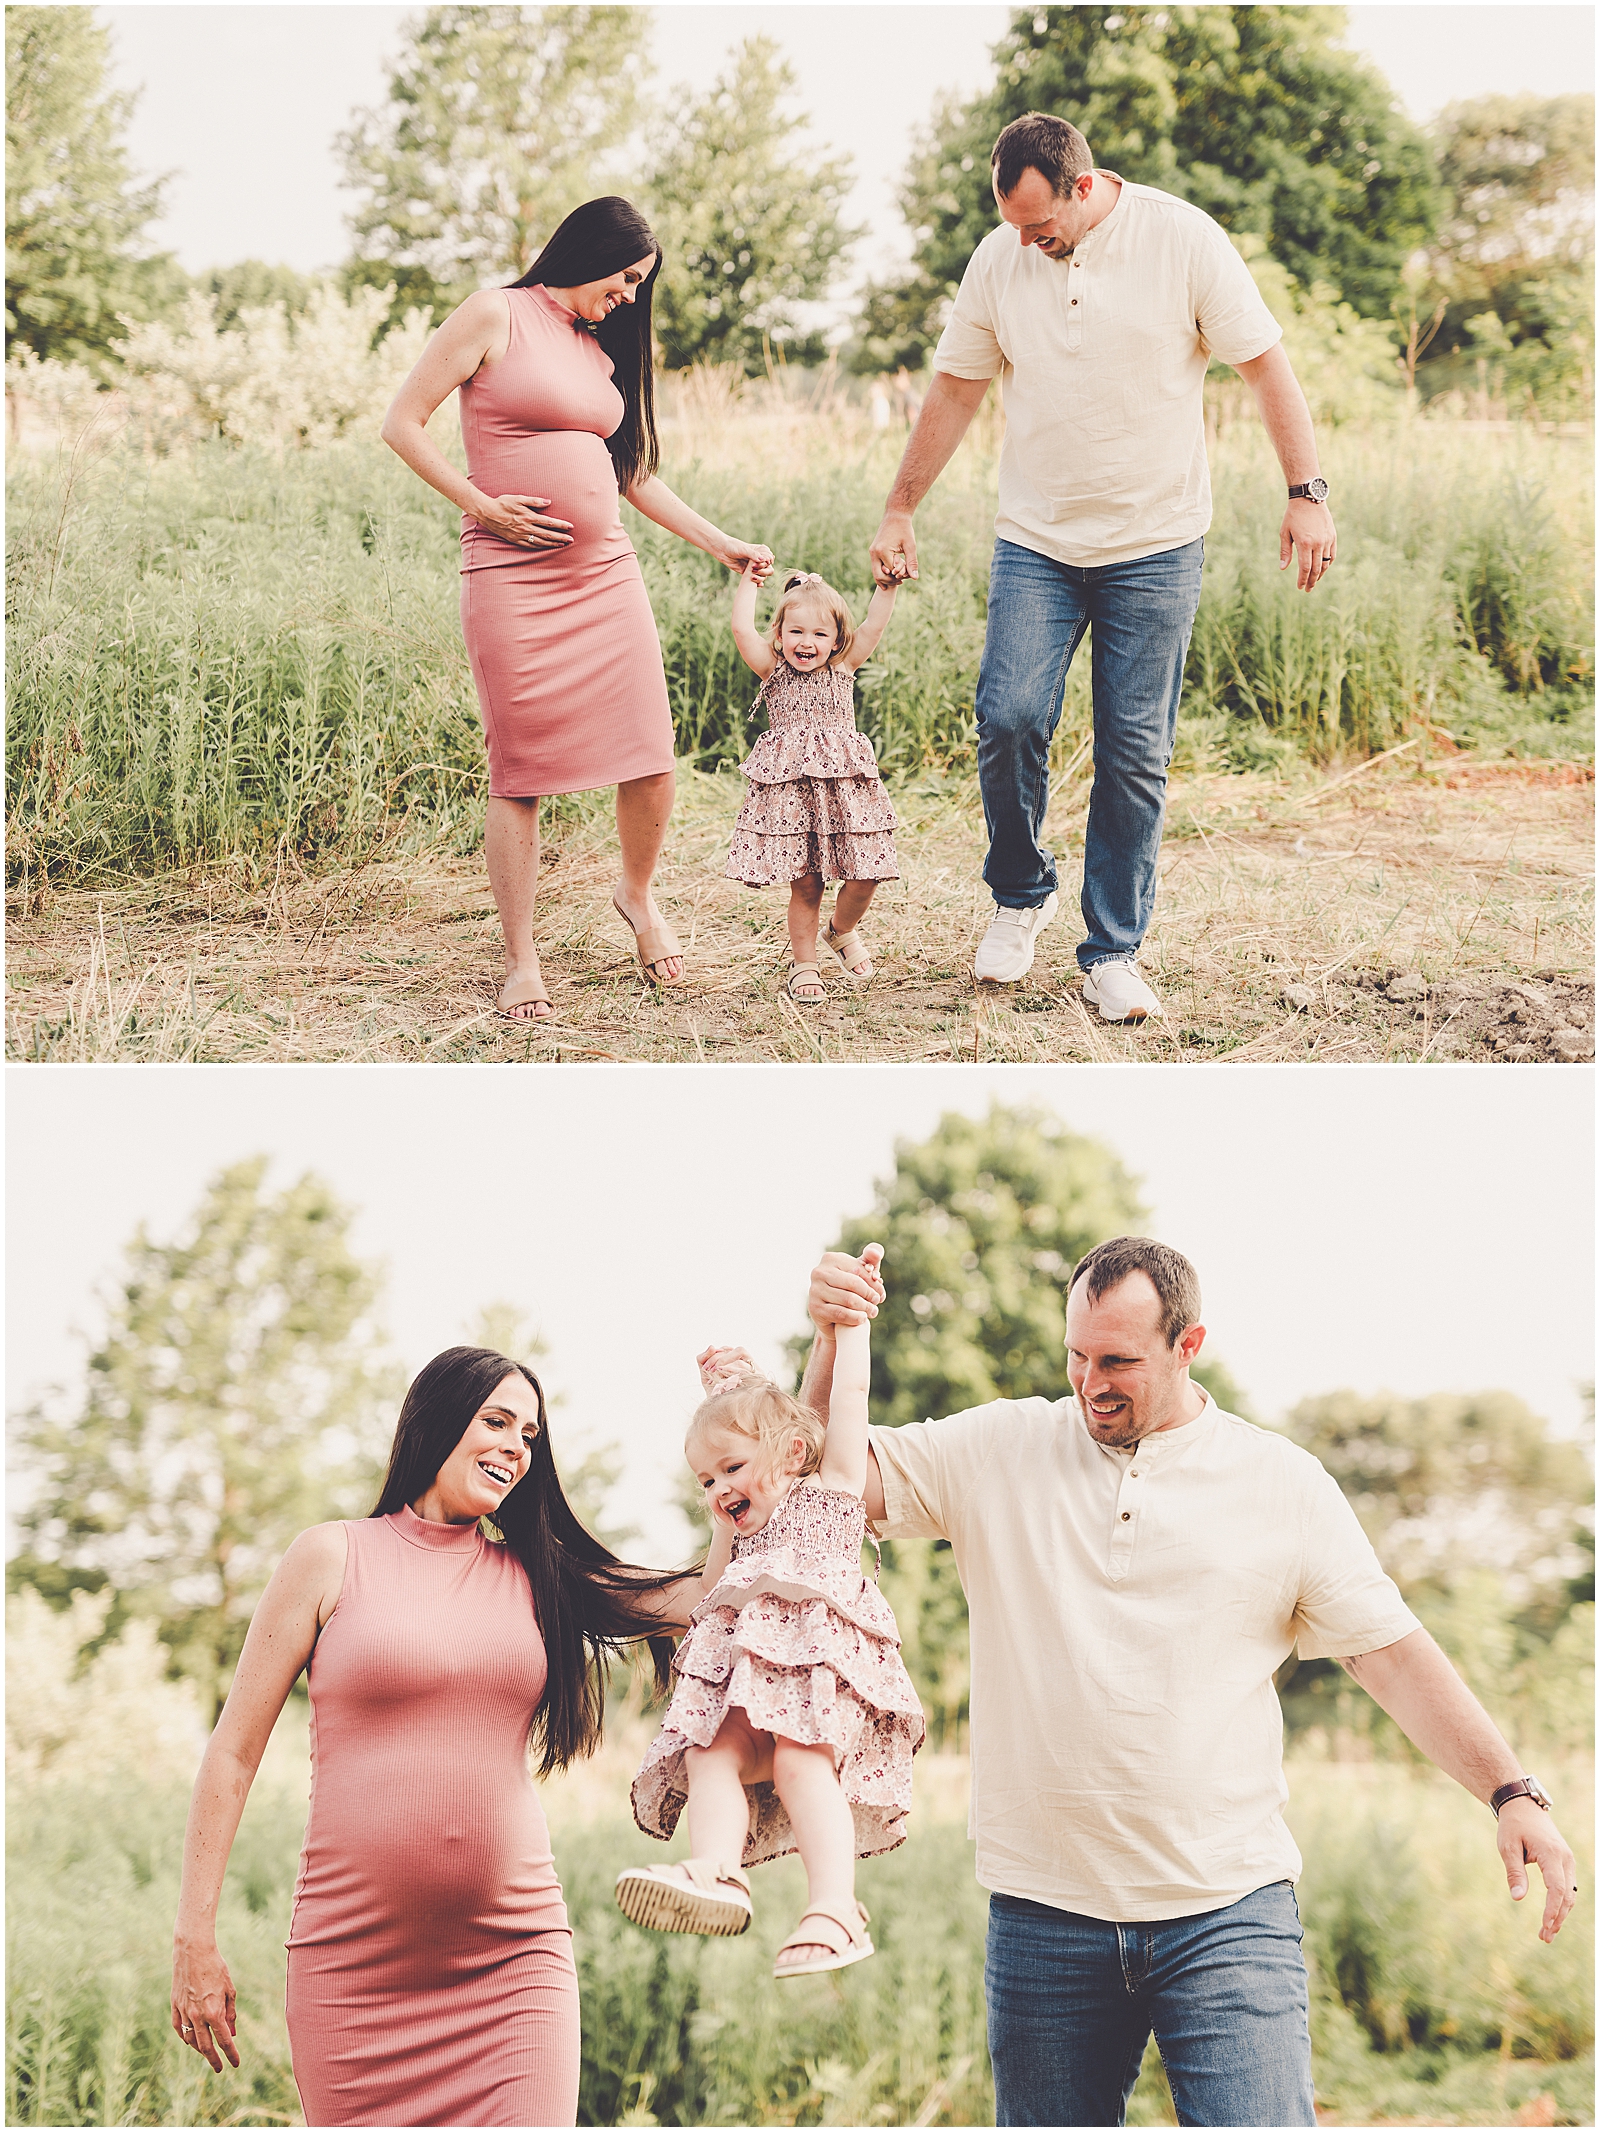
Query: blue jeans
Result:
<box><xmin>974</xmin><ymin>536</ymin><xmax>1204</xmax><ymax>970</ymax></box>
<box><xmin>985</xmin><ymin>1882</ymin><xmax>1316</xmax><ymax>2128</ymax></box>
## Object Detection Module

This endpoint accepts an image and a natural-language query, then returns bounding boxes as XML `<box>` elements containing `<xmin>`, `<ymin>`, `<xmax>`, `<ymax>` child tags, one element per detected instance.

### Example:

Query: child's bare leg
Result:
<box><xmin>827</xmin><ymin>881</ymin><xmax>879</xmax><ymax>977</ymax></box>
<box><xmin>684</xmin><ymin>1706</ymin><xmax>771</xmax><ymax>1867</ymax></box>
<box><xmin>787</xmin><ymin>875</ymin><xmax>826</xmax><ymax>1001</ymax></box>
<box><xmin>770</xmin><ymin>1736</ymin><xmax>859</xmax><ymax>1968</ymax></box>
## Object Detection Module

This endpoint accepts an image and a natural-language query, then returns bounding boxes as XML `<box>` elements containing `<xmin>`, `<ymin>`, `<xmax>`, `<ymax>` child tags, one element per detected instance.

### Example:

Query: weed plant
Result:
<box><xmin>6</xmin><ymin>1757</ymin><xmax>1591</xmax><ymax>2126</ymax></box>
<box><xmin>6</xmin><ymin>414</ymin><xmax>1592</xmax><ymax>886</ymax></box>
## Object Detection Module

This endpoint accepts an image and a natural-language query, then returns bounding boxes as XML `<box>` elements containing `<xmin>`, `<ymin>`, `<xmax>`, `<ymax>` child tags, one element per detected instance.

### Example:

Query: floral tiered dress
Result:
<box><xmin>725</xmin><ymin>663</ymin><xmax>899</xmax><ymax>887</ymax></box>
<box><xmin>632</xmin><ymin>1480</ymin><xmax>925</xmax><ymax>1863</ymax></box>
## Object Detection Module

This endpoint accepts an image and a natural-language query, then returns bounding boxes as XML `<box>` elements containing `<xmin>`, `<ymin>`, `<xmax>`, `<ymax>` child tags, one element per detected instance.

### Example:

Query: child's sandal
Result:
<box><xmin>787</xmin><ymin>962</ymin><xmax>827</xmax><ymax>1006</ymax></box>
<box><xmin>614</xmin><ymin>1858</ymin><xmax>752</xmax><ymax>1937</ymax></box>
<box><xmin>823</xmin><ymin>925</ymin><xmax>874</xmax><ymax>981</ymax></box>
<box><xmin>773</xmin><ymin>1900</ymin><xmax>874</xmax><ymax>1979</ymax></box>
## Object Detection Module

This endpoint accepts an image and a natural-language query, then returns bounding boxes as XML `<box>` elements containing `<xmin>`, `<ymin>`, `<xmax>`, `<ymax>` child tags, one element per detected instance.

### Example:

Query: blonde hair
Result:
<box><xmin>685</xmin><ymin>1374</ymin><xmax>825</xmax><ymax>1485</ymax></box>
<box><xmin>766</xmin><ymin>571</ymin><xmax>856</xmax><ymax>668</ymax></box>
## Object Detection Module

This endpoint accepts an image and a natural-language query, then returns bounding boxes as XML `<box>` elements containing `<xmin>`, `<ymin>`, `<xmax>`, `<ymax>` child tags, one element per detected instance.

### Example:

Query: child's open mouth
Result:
<box><xmin>727</xmin><ymin>1496</ymin><xmax>752</xmax><ymax>1524</ymax></box>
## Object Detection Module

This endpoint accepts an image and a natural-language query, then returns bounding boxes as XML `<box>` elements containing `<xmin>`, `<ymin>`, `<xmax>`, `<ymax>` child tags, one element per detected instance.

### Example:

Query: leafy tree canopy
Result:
<box><xmin>5</xmin><ymin>6</ymin><xmax>185</xmax><ymax>365</ymax></box>
<box><xmin>882</xmin><ymin>4</ymin><xmax>1439</xmax><ymax>368</ymax></box>
<box><xmin>646</xmin><ymin>38</ymin><xmax>859</xmax><ymax>373</ymax></box>
<box><xmin>9</xmin><ymin>1158</ymin><xmax>399</xmax><ymax>1721</ymax></box>
<box><xmin>339</xmin><ymin>4</ymin><xmax>653</xmax><ymax>324</ymax></box>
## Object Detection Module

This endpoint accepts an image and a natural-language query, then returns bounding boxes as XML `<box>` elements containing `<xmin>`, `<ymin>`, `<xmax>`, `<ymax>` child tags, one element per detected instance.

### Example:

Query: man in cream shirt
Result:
<box><xmin>797</xmin><ymin>1236</ymin><xmax>1579</xmax><ymax>2129</ymax></box>
<box><xmin>870</xmin><ymin>114</ymin><xmax>1341</xmax><ymax>1023</ymax></box>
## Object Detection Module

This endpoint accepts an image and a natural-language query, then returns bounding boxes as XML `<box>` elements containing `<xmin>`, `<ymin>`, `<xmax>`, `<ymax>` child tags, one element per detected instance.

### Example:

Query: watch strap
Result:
<box><xmin>1490</xmin><ymin>1777</ymin><xmax>1550</xmax><ymax>1816</ymax></box>
<box><xmin>1288</xmin><ymin>478</ymin><xmax>1329</xmax><ymax>503</ymax></box>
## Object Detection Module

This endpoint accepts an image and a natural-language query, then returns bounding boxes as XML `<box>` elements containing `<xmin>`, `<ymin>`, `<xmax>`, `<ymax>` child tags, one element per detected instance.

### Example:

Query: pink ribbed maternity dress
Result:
<box><xmin>458</xmin><ymin>284</ymin><xmax>675</xmax><ymax>798</ymax></box>
<box><xmin>284</xmin><ymin>1506</ymin><xmax>579</xmax><ymax>2128</ymax></box>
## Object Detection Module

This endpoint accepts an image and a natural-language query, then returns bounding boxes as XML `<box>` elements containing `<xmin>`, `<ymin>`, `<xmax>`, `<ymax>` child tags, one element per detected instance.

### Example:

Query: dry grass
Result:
<box><xmin>5</xmin><ymin>753</ymin><xmax>1592</xmax><ymax>1065</ymax></box>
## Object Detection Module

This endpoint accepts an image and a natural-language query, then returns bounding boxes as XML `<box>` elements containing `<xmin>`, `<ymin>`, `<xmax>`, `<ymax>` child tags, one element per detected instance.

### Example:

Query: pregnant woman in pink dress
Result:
<box><xmin>169</xmin><ymin>1348</ymin><xmax>691</xmax><ymax>2127</ymax></box>
<box><xmin>382</xmin><ymin>197</ymin><xmax>773</xmax><ymax>1020</ymax></box>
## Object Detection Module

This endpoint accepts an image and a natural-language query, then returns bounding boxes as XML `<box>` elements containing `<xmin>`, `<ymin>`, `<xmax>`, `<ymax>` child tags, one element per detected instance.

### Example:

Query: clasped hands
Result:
<box><xmin>695</xmin><ymin>1248</ymin><xmax>885</xmax><ymax>1400</ymax></box>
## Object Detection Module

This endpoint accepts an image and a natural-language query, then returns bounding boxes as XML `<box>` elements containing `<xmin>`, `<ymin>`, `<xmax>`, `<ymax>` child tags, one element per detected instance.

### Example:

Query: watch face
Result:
<box><xmin>1308</xmin><ymin>477</ymin><xmax>1329</xmax><ymax>504</ymax></box>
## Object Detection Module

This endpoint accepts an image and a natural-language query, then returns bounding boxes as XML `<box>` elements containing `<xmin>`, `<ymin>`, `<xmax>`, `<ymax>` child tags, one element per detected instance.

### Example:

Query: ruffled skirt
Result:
<box><xmin>726</xmin><ymin>717</ymin><xmax>899</xmax><ymax>888</ymax></box>
<box><xmin>631</xmin><ymin>1557</ymin><xmax>925</xmax><ymax>1864</ymax></box>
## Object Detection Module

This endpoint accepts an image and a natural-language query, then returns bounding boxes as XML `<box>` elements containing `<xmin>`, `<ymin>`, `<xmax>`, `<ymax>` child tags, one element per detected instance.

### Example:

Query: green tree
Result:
<box><xmin>1412</xmin><ymin>94</ymin><xmax>1595</xmax><ymax>411</ymax></box>
<box><xmin>8</xmin><ymin>1159</ymin><xmax>399</xmax><ymax>1721</ymax></box>
<box><xmin>874</xmin><ymin>5</ymin><xmax>1439</xmax><ymax>364</ymax></box>
<box><xmin>5</xmin><ymin>6</ymin><xmax>185</xmax><ymax>365</ymax></box>
<box><xmin>646</xmin><ymin>38</ymin><xmax>859</xmax><ymax>372</ymax></box>
<box><xmin>1275</xmin><ymin>1390</ymin><xmax>1595</xmax><ymax>1753</ymax></box>
<box><xmin>338</xmin><ymin>4</ymin><xmax>652</xmax><ymax>323</ymax></box>
<box><xmin>197</xmin><ymin>259</ymin><xmax>319</xmax><ymax>335</ymax></box>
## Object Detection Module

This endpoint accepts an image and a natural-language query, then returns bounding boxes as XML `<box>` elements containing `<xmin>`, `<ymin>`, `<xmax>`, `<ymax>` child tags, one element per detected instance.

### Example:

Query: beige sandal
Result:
<box><xmin>787</xmin><ymin>962</ymin><xmax>827</xmax><ymax>1006</ymax></box>
<box><xmin>614</xmin><ymin>1858</ymin><xmax>752</xmax><ymax>1937</ymax></box>
<box><xmin>824</xmin><ymin>924</ymin><xmax>874</xmax><ymax>980</ymax></box>
<box><xmin>495</xmin><ymin>974</ymin><xmax>553</xmax><ymax>1022</ymax></box>
<box><xmin>774</xmin><ymin>1899</ymin><xmax>874</xmax><ymax>1979</ymax></box>
<box><xmin>612</xmin><ymin>894</ymin><xmax>685</xmax><ymax>988</ymax></box>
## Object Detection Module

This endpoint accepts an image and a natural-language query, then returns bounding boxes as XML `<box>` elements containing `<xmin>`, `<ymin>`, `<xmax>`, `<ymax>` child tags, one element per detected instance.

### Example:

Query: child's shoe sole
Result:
<box><xmin>614</xmin><ymin>1864</ymin><xmax>752</xmax><ymax>1936</ymax></box>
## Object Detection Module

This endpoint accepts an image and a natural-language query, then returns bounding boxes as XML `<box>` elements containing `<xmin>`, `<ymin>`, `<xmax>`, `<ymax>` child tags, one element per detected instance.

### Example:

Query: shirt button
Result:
<box><xmin>1130</xmin><ymin>1470</ymin><xmax>1139</xmax><ymax>1477</ymax></box>
<box><xmin>1071</xmin><ymin>298</ymin><xmax>1079</xmax><ymax>305</ymax></box>
<box><xmin>1120</xmin><ymin>1511</ymin><xmax>1131</xmax><ymax>1521</ymax></box>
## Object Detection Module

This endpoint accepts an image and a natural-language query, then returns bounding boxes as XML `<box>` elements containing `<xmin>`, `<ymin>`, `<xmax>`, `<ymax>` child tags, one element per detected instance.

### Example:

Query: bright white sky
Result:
<box><xmin>8</xmin><ymin>1067</ymin><xmax>1593</xmax><ymax>1561</ymax></box>
<box><xmin>99</xmin><ymin>4</ymin><xmax>1597</xmax><ymax>287</ymax></box>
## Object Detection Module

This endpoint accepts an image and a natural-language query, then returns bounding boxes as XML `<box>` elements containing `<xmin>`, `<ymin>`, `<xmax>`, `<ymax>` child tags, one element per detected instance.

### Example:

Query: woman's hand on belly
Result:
<box><xmin>473</xmin><ymin>492</ymin><xmax>575</xmax><ymax>549</ymax></box>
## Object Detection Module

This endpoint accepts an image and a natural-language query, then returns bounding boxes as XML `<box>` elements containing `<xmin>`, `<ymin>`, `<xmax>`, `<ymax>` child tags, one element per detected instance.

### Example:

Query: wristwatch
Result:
<box><xmin>1490</xmin><ymin>1776</ymin><xmax>1552</xmax><ymax>1816</ymax></box>
<box><xmin>1287</xmin><ymin>477</ymin><xmax>1330</xmax><ymax>504</ymax></box>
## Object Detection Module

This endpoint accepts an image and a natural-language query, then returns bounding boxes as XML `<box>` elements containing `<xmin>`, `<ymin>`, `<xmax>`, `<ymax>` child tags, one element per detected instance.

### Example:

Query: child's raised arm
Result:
<box><xmin>731</xmin><ymin>560</ymin><xmax>777</xmax><ymax>678</ymax></box>
<box><xmin>817</xmin><ymin>1244</ymin><xmax>882</xmax><ymax>1499</ymax></box>
<box><xmin>842</xmin><ymin>583</ymin><xmax>898</xmax><ymax>672</ymax></box>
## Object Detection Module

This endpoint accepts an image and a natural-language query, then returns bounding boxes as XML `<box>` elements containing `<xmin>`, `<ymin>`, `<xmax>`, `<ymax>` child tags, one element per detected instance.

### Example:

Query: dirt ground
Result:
<box><xmin>6</xmin><ymin>755</ymin><xmax>1593</xmax><ymax>1065</ymax></box>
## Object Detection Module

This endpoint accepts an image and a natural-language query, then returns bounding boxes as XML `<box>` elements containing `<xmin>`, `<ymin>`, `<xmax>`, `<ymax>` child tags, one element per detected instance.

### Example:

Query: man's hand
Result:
<box><xmin>1497</xmin><ymin>1797</ymin><xmax>1579</xmax><ymax>1944</ymax></box>
<box><xmin>808</xmin><ymin>1250</ymin><xmax>886</xmax><ymax>1329</ymax></box>
<box><xmin>1279</xmin><ymin>496</ymin><xmax>1336</xmax><ymax>592</ymax></box>
<box><xmin>870</xmin><ymin>510</ymin><xmax>918</xmax><ymax>585</ymax></box>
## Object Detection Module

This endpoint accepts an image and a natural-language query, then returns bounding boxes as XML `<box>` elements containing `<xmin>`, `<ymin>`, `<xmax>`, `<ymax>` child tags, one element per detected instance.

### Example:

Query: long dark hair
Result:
<box><xmin>371</xmin><ymin>1346</ymin><xmax>678</xmax><ymax>1777</ymax></box>
<box><xmin>510</xmin><ymin>196</ymin><xmax>661</xmax><ymax>495</ymax></box>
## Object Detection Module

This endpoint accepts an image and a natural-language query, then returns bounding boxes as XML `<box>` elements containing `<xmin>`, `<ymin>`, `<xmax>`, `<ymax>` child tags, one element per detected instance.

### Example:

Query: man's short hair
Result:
<box><xmin>991</xmin><ymin>112</ymin><xmax>1094</xmax><ymax>200</ymax></box>
<box><xmin>1068</xmin><ymin>1237</ymin><xmax>1201</xmax><ymax>1348</ymax></box>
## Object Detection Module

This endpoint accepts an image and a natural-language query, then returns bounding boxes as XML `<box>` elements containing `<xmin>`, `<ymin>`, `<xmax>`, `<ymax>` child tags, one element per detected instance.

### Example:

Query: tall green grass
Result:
<box><xmin>7</xmin><ymin>1761</ymin><xmax>1592</xmax><ymax>2127</ymax></box>
<box><xmin>6</xmin><ymin>418</ymin><xmax>1592</xmax><ymax>885</ymax></box>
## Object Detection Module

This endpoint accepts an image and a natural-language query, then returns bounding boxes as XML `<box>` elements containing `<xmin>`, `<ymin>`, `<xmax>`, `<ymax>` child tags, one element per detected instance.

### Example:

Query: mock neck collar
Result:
<box><xmin>389</xmin><ymin>1502</ymin><xmax>486</xmax><ymax>1551</ymax></box>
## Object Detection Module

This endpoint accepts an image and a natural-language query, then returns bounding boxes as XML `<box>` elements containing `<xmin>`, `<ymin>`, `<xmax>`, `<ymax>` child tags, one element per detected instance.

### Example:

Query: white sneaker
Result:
<box><xmin>973</xmin><ymin>893</ymin><xmax>1059</xmax><ymax>983</ymax></box>
<box><xmin>1083</xmin><ymin>959</ymin><xmax>1163</xmax><ymax>1023</ymax></box>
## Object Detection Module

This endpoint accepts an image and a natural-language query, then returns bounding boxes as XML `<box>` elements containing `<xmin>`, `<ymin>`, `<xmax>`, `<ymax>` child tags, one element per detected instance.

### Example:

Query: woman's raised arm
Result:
<box><xmin>170</xmin><ymin>1522</ymin><xmax>347</xmax><ymax>2070</ymax></box>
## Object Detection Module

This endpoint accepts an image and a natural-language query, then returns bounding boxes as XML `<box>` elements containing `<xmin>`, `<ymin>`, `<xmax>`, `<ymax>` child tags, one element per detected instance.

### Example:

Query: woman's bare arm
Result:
<box><xmin>379</xmin><ymin>290</ymin><xmax>575</xmax><ymax>550</ymax></box>
<box><xmin>843</xmin><ymin>583</ymin><xmax>899</xmax><ymax>671</ymax></box>
<box><xmin>170</xmin><ymin>1522</ymin><xmax>347</xmax><ymax>2069</ymax></box>
<box><xmin>625</xmin><ymin>474</ymin><xmax>774</xmax><ymax>577</ymax></box>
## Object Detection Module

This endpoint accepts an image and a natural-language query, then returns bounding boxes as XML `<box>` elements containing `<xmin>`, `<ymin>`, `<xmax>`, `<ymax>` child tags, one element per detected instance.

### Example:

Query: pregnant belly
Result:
<box><xmin>290</xmin><ymin>1779</ymin><xmax>566</xmax><ymax>1959</ymax></box>
<box><xmin>462</xmin><ymin>429</ymin><xmax>627</xmax><ymax>566</ymax></box>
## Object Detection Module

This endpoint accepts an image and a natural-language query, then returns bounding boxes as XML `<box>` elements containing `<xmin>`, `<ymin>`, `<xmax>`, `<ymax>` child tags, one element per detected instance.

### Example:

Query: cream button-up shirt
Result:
<box><xmin>869</xmin><ymin>1390</ymin><xmax>1419</xmax><ymax>1922</ymax></box>
<box><xmin>932</xmin><ymin>178</ymin><xmax>1284</xmax><ymax>567</ymax></box>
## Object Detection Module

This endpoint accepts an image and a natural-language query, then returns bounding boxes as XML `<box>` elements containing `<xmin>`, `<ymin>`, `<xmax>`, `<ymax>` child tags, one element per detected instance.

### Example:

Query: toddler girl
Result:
<box><xmin>617</xmin><ymin>1246</ymin><xmax>923</xmax><ymax>1977</ymax></box>
<box><xmin>727</xmin><ymin>566</ymin><xmax>901</xmax><ymax>1005</ymax></box>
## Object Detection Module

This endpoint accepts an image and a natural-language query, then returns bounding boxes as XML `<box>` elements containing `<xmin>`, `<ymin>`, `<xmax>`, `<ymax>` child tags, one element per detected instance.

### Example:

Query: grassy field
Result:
<box><xmin>7</xmin><ymin>399</ymin><xmax>1591</xmax><ymax>1064</ymax></box>
<box><xmin>6</xmin><ymin>1700</ymin><xmax>1592</xmax><ymax>2129</ymax></box>
<box><xmin>5</xmin><ymin>753</ymin><xmax>1592</xmax><ymax>1064</ymax></box>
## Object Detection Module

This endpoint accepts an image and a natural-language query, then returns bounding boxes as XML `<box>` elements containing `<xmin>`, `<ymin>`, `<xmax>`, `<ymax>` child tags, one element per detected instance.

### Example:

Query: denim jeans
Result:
<box><xmin>974</xmin><ymin>536</ymin><xmax>1204</xmax><ymax>970</ymax></box>
<box><xmin>985</xmin><ymin>1882</ymin><xmax>1316</xmax><ymax>2128</ymax></box>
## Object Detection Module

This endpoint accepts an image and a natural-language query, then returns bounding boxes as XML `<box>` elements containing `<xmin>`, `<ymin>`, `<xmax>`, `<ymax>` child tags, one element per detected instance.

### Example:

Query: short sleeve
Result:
<box><xmin>932</xmin><ymin>250</ymin><xmax>1007</xmax><ymax>380</ymax></box>
<box><xmin>1291</xmin><ymin>1466</ymin><xmax>1422</xmax><ymax>1661</ymax></box>
<box><xmin>1190</xmin><ymin>221</ymin><xmax>1283</xmax><ymax>369</ymax></box>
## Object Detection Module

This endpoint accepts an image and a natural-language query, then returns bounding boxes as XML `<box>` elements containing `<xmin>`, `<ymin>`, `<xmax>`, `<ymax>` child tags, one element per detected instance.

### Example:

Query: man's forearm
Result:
<box><xmin>1236</xmin><ymin>343</ymin><xmax>1320</xmax><ymax>487</ymax></box>
<box><xmin>884</xmin><ymin>372</ymin><xmax>990</xmax><ymax>516</ymax></box>
<box><xmin>1339</xmin><ymin>1627</ymin><xmax>1522</xmax><ymax>1802</ymax></box>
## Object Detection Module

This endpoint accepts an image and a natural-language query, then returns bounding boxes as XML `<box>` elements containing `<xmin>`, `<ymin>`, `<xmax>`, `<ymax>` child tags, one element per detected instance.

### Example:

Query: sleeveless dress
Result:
<box><xmin>458</xmin><ymin>284</ymin><xmax>675</xmax><ymax>798</ymax></box>
<box><xmin>631</xmin><ymin>1481</ymin><xmax>924</xmax><ymax>1863</ymax></box>
<box><xmin>284</xmin><ymin>1507</ymin><xmax>580</xmax><ymax>2128</ymax></box>
<box><xmin>725</xmin><ymin>663</ymin><xmax>899</xmax><ymax>886</ymax></box>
